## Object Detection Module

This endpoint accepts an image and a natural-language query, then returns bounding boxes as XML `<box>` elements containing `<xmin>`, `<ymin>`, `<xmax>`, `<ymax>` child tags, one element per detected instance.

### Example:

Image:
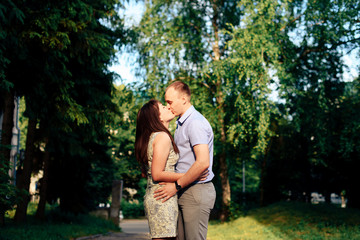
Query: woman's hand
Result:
<box><xmin>197</xmin><ymin>169</ymin><xmax>209</xmax><ymax>181</ymax></box>
<box><xmin>153</xmin><ymin>182</ymin><xmax>177</xmax><ymax>203</ymax></box>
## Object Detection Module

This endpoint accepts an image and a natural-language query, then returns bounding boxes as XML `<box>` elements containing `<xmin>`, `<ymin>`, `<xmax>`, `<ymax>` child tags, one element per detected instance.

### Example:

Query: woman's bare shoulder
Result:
<box><xmin>153</xmin><ymin>132</ymin><xmax>171</xmax><ymax>145</ymax></box>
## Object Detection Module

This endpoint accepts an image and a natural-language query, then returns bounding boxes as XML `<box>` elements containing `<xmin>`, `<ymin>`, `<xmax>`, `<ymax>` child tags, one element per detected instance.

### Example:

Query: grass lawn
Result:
<box><xmin>0</xmin><ymin>203</ymin><xmax>119</xmax><ymax>240</ymax></box>
<box><xmin>2</xmin><ymin>201</ymin><xmax>360</xmax><ymax>239</ymax></box>
<box><xmin>208</xmin><ymin>201</ymin><xmax>360</xmax><ymax>240</ymax></box>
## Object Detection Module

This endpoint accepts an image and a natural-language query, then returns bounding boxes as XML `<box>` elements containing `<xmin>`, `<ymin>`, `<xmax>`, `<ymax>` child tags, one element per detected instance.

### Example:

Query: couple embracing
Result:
<box><xmin>135</xmin><ymin>81</ymin><xmax>216</xmax><ymax>240</ymax></box>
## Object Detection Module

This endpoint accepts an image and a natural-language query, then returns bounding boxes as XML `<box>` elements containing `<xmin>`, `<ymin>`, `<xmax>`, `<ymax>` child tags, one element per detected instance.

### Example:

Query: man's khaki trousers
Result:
<box><xmin>177</xmin><ymin>182</ymin><xmax>216</xmax><ymax>240</ymax></box>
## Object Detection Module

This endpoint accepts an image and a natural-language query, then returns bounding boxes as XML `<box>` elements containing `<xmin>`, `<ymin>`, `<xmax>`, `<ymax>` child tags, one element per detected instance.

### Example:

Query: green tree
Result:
<box><xmin>0</xmin><ymin>0</ymin><xmax>24</xmax><ymax>225</ymax></box>
<box><xmin>275</xmin><ymin>0</ymin><xmax>360</xmax><ymax>204</ymax></box>
<box><xmin>338</xmin><ymin>79</ymin><xmax>360</xmax><ymax>208</ymax></box>
<box><xmin>109</xmin><ymin>84</ymin><xmax>147</xmax><ymax>200</ymax></box>
<box><xmin>136</xmin><ymin>0</ymin><xmax>288</xmax><ymax>220</ymax></box>
<box><xmin>0</xmin><ymin>0</ymin><xmax>126</xmax><ymax>222</ymax></box>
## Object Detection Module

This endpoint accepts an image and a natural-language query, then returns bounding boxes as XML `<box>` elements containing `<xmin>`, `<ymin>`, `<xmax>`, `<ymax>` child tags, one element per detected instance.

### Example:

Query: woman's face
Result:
<box><xmin>158</xmin><ymin>102</ymin><xmax>175</xmax><ymax>123</ymax></box>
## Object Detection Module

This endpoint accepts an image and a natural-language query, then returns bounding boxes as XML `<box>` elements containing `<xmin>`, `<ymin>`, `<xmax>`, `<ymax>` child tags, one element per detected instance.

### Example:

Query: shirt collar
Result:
<box><xmin>177</xmin><ymin>105</ymin><xmax>195</xmax><ymax>126</ymax></box>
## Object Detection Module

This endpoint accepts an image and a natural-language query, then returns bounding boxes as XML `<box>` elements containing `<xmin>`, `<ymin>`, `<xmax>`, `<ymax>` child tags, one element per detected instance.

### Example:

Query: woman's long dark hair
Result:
<box><xmin>135</xmin><ymin>99</ymin><xmax>179</xmax><ymax>176</ymax></box>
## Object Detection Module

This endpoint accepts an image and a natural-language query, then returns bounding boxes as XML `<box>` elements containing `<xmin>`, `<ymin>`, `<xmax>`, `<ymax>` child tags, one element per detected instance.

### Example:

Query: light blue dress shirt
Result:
<box><xmin>174</xmin><ymin>105</ymin><xmax>214</xmax><ymax>183</ymax></box>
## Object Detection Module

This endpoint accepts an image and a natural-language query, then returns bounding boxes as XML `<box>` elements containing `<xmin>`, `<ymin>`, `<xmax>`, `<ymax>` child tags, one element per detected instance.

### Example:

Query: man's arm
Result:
<box><xmin>153</xmin><ymin>144</ymin><xmax>210</xmax><ymax>202</ymax></box>
<box><xmin>176</xmin><ymin>144</ymin><xmax>209</xmax><ymax>187</ymax></box>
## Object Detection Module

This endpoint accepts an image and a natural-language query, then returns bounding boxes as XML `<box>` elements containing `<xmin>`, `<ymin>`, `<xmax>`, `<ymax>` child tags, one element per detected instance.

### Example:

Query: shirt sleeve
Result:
<box><xmin>187</xmin><ymin>118</ymin><xmax>210</xmax><ymax>147</ymax></box>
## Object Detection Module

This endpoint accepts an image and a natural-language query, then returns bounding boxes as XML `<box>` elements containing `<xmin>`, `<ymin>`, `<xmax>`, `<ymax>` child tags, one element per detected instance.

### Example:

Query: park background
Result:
<box><xmin>1</xmin><ymin>0</ymin><xmax>360</xmax><ymax>239</ymax></box>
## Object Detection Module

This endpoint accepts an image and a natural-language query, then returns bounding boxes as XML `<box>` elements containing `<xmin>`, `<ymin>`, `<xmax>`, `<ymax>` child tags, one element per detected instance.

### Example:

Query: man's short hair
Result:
<box><xmin>166</xmin><ymin>81</ymin><xmax>191</xmax><ymax>98</ymax></box>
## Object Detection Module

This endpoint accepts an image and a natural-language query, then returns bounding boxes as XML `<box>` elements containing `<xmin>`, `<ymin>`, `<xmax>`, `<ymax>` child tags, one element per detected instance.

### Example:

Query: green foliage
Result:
<box><xmin>109</xmin><ymin>84</ymin><xmax>148</xmax><ymax>199</ymax></box>
<box><xmin>336</xmin><ymin>78</ymin><xmax>360</xmax><ymax>207</ymax></box>
<box><xmin>1</xmin><ymin>0</ymin><xmax>358</xmax><ymax>226</ymax></box>
<box><xmin>209</xmin><ymin>202</ymin><xmax>360</xmax><ymax>240</ymax></box>
<box><xmin>121</xmin><ymin>200</ymin><xmax>145</xmax><ymax>219</ymax></box>
<box><xmin>0</xmin><ymin>153</ymin><xmax>19</xmax><ymax>214</ymax></box>
<box><xmin>119</xmin><ymin>174</ymin><xmax>146</xmax><ymax>219</ymax></box>
<box><xmin>135</xmin><ymin>0</ymin><xmax>290</xmax><ymax>217</ymax></box>
<box><xmin>0</xmin><ymin>0</ymin><xmax>129</xmax><ymax>218</ymax></box>
<box><xmin>266</xmin><ymin>0</ymin><xmax>360</xmax><ymax>206</ymax></box>
<box><xmin>131</xmin><ymin>0</ymin><xmax>360</xmax><ymax>216</ymax></box>
<box><xmin>223</xmin><ymin>0</ymin><xmax>286</xmax><ymax>156</ymax></box>
<box><xmin>0</xmin><ymin>0</ymin><xmax>24</xmax><ymax>86</ymax></box>
<box><xmin>339</xmin><ymin>79</ymin><xmax>360</xmax><ymax>158</ymax></box>
<box><xmin>45</xmin><ymin>122</ymin><xmax>116</xmax><ymax>213</ymax></box>
<box><xmin>17</xmin><ymin>97</ymin><xmax>27</xmax><ymax>150</ymax></box>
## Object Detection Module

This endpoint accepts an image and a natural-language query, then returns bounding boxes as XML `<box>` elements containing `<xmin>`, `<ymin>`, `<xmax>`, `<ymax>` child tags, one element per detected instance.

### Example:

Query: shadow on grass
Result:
<box><xmin>208</xmin><ymin>202</ymin><xmax>360</xmax><ymax>240</ymax></box>
<box><xmin>1</xmin><ymin>206</ymin><xmax>119</xmax><ymax>240</ymax></box>
<box><xmin>251</xmin><ymin>202</ymin><xmax>360</xmax><ymax>239</ymax></box>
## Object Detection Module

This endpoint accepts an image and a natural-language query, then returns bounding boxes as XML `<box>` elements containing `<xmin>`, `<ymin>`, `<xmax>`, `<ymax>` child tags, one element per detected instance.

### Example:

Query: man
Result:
<box><xmin>154</xmin><ymin>81</ymin><xmax>216</xmax><ymax>240</ymax></box>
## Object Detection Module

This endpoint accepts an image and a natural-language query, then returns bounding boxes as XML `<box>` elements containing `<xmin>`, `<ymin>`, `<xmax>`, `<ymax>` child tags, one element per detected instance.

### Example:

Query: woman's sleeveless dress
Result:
<box><xmin>144</xmin><ymin>132</ymin><xmax>179</xmax><ymax>238</ymax></box>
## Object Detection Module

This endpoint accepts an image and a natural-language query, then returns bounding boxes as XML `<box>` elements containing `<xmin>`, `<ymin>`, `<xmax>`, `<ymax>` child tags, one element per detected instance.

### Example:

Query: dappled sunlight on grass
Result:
<box><xmin>208</xmin><ymin>202</ymin><xmax>360</xmax><ymax>240</ymax></box>
<box><xmin>5</xmin><ymin>202</ymin><xmax>48</xmax><ymax>219</ymax></box>
<box><xmin>209</xmin><ymin>216</ymin><xmax>284</xmax><ymax>240</ymax></box>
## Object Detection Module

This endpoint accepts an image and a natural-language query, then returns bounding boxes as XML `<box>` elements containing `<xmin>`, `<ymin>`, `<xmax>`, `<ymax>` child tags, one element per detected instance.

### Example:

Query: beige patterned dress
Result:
<box><xmin>144</xmin><ymin>132</ymin><xmax>179</xmax><ymax>238</ymax></box>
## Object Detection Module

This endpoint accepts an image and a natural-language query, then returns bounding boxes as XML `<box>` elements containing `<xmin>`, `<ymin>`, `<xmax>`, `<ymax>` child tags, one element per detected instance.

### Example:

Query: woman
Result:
<box><xmin>135</xmin><ymin>99</ymin><xmax>182</xmax><ymax>240</ymax></box>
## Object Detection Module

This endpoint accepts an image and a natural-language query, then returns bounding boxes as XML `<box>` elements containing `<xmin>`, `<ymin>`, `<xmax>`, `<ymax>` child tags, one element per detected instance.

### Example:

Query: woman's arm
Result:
<box><xmin>151</xmin><ymin>132</ymin><xmax>184</xmax><ymax>182</ymax></box>
<box><xmin>153</xmin><ymin>144</ymin><xmax>209</xmax><ymax>202</ymax></box>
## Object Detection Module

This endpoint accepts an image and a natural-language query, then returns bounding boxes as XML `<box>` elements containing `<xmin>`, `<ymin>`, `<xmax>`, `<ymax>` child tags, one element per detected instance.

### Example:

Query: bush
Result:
<box><xmin>121</xmin><ymin>200</ymin><xmax>144</xmax><ymax>218</ymax></box>
<box><xmin>0</xmin><ymin>155</ymin><xmax>21</xmax><ymax>216</ymax></box>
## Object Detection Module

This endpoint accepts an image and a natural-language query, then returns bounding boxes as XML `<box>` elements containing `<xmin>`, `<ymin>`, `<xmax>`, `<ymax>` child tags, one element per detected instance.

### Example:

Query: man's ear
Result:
<box><xmin>181</xmin><ymin>94</ymin><xmax>187</xmax><ymax>105</ymax></box>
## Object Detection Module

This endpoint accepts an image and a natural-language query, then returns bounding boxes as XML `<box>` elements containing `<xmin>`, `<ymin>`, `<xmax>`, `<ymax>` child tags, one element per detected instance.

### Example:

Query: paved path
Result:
<box><xmin>76</xmin><ymin>219</ymin><xmax>150</xmax><ymax>240</ymax></box>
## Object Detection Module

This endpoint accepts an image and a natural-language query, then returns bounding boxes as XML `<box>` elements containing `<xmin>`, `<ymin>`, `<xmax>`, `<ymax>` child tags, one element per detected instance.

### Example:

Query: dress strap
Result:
<box><xmin>149</xmin><ymin>132</ymin><xmax>162</xmax><ymax>143</ymax></box>
<box><xmin>148</xmin><ymin>132</ymin><xmax>162</xmax><ymax>152</ymax></box>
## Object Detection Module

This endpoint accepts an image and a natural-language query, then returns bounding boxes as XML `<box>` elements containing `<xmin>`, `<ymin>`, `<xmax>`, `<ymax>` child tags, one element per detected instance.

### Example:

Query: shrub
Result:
<box><xmin>0</xmin><ymin>155</ymin><xmax>21</xmax><ymax>217</ymax></box>
<box><xmin>121</xmin><ymin>200</ymin><xmax>144</xmax><ymax>218</ymax></box>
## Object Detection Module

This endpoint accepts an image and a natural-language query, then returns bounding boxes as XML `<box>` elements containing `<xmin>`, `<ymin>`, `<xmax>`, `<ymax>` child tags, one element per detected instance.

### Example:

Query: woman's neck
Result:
<box><xmin>162</xmin><ymin>121</ymin><xmax>170</xmax><ymax>129</ymax></box>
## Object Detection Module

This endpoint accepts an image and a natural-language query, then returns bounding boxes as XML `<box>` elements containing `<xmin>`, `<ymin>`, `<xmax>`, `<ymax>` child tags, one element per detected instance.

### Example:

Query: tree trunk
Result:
<box><xmin>110</xmin><ymin>180</ymin><xmax>123</xmax><ymax>226</ymax></box>
<box><xmin>215</xmin><ymin>74</ymin><xmax>231</xmax><ymax>221</ymax></box>
<box><xmin>35</xmin><ymin>137</ymin><xmax>50</xmax><ymax>220</ymax></box>
<box><xmin>259</xmin><ymin>157</ymin><xmax>267</xmax><ymax>207</ymax></box>
<box><xmin>211</xmin><ymin>1</ymin><xmax>231</xmax><ymax>222</ymax></box>
<box><xmin>0</xmin><ymin>91</ymin><xmax>15</xmax><ymax>225</ymax></box>
<box><xmin>218</xmin><ymin>106</ymin><xmax>230</xmax><ymax>221</ymax></box>
<box><xmin>14</xmin><ymin>117</ymin><xmax>37</xmax><ymax>223</ymax></box>
<box><xmin>259</xmin><ymin>127</ymin><xmax>275</xmax><ymax>207</ymax></box>
<box><xmin>218</xmin><ymin>150</ymin><xmax>230</xmax><ymax>221</ymax></box>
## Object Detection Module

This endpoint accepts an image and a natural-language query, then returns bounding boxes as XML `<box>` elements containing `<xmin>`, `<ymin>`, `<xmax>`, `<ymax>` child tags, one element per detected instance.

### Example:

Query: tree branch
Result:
<box><xmin>280</xmin><ymin>14</ymin><xmax>302</xmax><ymax>31</ymax></box>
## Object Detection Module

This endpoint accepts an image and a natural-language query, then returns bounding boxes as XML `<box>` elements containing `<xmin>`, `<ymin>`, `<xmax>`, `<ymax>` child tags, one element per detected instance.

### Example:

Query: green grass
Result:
<box><xmin>1</xmin><ymin>203</ymin><xmax>119</xmax><ymax>240</ymax></box>
<box><xmin>3</xmin><ymin>202</ymin><xmax>360</xmax><ymax>240</ymax></box>
<box><xmin>208</xmin><ymin>202</ymin><xmax>360</xmax><ymax>240</ymax></box>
